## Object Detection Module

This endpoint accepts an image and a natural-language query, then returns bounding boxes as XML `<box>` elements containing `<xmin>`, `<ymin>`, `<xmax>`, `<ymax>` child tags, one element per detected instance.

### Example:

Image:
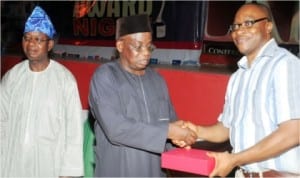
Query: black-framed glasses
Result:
<box><xmin>229</xmin><ymin>17</ymin><xmax>270</xmax><ymax>32</ymax></box>
<box><xmin>23</xmin><ymin>36</ymin><xmax>50</xmax><ymax>44</ymax></box>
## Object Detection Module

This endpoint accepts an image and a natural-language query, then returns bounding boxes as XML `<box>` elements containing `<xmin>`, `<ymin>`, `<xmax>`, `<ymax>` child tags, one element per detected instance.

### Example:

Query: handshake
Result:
<box><xmin>168</xmin><ymin>120</ymin><xmax>200</xmax><ymax>149</ymax></box>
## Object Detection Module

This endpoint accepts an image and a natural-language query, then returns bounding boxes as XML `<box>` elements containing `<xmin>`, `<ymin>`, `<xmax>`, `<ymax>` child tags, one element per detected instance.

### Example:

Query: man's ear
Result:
<box><xmin>266</xmin><ymin>21</ymin><xmax>273</xmax><ymax>34</ymax></box>
<box><xmin>116</xmin><ymin>40</ymin><xmax>124</xmax><ymax>53</ymax></box>
<box><xmin>48</xmin><ymin>40</ymin><xmax>55</xmax><ymax>51</ymax></box>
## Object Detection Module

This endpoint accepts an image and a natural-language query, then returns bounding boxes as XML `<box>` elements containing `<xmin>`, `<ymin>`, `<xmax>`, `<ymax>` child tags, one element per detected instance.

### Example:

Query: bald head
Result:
<box><xmin>236</xmin><ymin>3</ymin><xmax>272</xmax><ymax>21</ymax></box>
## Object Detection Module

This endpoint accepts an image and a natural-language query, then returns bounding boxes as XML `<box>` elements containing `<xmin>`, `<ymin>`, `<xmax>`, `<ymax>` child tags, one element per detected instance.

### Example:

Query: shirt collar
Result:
<box><xmin>237</xmin><ymin>38</ymin><xmax>276</xmax><ymax>70</ymax></box>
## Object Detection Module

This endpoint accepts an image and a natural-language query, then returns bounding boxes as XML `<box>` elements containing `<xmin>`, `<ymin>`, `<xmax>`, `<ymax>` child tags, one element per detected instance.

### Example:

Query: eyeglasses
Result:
<box><xmin>229</xmin><ymin>17</ymin><xmax>269</xmax><ymax>32</ymax></box>
<box><xmin>127</xmin><ymin>41</ymin><xmax>156</xmax><ymax>53</ymax></box>
<box><xmin>23</xmin><ymin>36</ymin><xmax>50</xmax><ymax>44</ymax></box>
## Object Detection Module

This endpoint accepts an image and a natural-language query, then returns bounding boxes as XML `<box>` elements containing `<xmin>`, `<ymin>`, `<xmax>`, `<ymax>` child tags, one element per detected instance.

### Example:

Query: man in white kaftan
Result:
<box><xmin>1</xmin><ymin>60</ymin><xmax>84</xmax><ymax>177</ymax></box>
<box><xmin>0</xmin><ymin>6</ymin><xmax>83</xmax><ymax>177</ymax></box>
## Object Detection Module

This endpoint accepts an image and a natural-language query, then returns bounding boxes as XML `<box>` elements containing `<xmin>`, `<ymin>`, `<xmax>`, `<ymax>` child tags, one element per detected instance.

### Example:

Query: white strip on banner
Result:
<box><xmin>53</xmin><ymin>44</ymin><xmax>201</xmax><ymax>66</ymax></box>
<box><xmin>82</xmin><ymin>109</ymin><xmax>89</xmax><ymax>123</ymax></box>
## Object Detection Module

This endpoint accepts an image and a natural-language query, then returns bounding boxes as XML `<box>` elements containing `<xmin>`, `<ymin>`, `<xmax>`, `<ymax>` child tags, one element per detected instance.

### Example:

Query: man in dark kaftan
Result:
<box><xmin>88</xmin><ymin>14</ymin><xmax>197</xmax><ymax>177</ymax></box>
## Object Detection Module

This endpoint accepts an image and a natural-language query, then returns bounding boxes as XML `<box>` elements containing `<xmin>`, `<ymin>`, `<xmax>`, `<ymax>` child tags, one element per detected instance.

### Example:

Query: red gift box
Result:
<box><xmin>161</xmin><ymin>148</ymin><xmax>215</xmax><ymax>176</ymax></box>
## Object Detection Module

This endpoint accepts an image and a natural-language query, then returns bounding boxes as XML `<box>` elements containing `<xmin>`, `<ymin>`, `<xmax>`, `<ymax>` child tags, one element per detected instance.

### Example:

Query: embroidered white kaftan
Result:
<box><xmin>0</xmin><ymin>60</ymin><xmax>83</xmax><ymax>177</ymax></box>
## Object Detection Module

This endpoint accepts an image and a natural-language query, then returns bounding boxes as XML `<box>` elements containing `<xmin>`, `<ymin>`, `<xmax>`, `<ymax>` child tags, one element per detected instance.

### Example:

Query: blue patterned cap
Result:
<box><xmin>24</xmin><ymin>6</ymin><xmax>56</xmax><ymax>39</ymax></box>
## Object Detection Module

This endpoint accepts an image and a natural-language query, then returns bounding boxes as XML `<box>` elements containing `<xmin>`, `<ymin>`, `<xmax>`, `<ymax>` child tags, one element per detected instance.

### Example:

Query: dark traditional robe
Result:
<box><xmin>89</xmin><ymin>60</ymin><xmax>176</xmax><ymax>177</ymax></box>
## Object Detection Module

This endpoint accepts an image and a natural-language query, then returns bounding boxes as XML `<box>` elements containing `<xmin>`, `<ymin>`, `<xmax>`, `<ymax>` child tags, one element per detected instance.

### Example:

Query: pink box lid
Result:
<box><xmin>161</xmin><ymin>148</ymin><xmax>215</xmax><ymax>176</ymax></box>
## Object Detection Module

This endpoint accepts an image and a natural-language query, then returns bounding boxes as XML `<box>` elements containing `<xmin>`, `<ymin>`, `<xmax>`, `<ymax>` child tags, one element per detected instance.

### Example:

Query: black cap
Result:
<box><xmin>115</xmin><ymin>14</ymin><xmax>152</xmax><ymax>39</ymax></box>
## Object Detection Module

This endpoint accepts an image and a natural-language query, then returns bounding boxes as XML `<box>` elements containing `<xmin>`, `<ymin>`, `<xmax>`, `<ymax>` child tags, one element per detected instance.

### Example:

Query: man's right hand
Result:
<box><xmin>168</xmin><ymin>120</ymin><xmax>197</xmax><ymax>147</ymax></box>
